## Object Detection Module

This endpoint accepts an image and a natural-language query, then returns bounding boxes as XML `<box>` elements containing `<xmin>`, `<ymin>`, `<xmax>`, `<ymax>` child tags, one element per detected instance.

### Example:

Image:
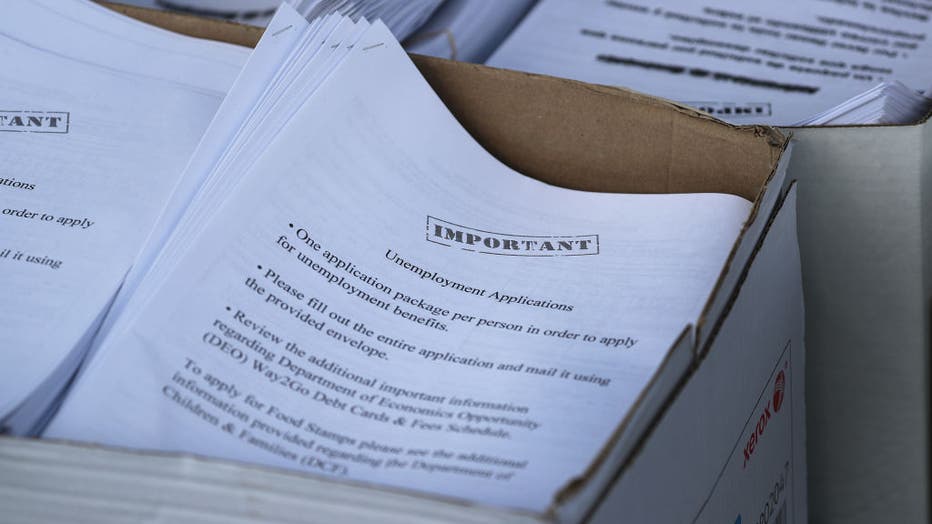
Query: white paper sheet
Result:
<box><xmin>795</xmin><ymin>80</ymin><xmax>932</xmax><ymax>125</ymax></box>
<box><xmin>488</xmin><ymin>0</ymin><xmax>932</xmax><ymax>125</ymax></box>
<box><xmin>0</xmin><ymin>0</ymin><xmax>247</xmax><ymax>423</ymax></box>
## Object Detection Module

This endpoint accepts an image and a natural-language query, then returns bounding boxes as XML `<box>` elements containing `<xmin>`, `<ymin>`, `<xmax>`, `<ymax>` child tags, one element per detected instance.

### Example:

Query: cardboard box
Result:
<box><xmin>779</xmin><ymin>121</ymin><xmax>932</xmax><ymax>524</ymax></box>
<box><xmin>0</xmin><ymin>6</ymin><xmax>806</xmax><ymax>522</ymax></box>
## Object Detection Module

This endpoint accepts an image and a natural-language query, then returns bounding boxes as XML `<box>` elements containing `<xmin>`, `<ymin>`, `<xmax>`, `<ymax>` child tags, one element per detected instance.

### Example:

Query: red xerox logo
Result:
<box><xmin>743</xmin><ymin>368</ymin><xmax>788</xmax><ymax>469</ymax></box>
<box><xmin>773</xmin><ymin>371</ymin><xmax>785</xmax><ymax>413</ymax></box>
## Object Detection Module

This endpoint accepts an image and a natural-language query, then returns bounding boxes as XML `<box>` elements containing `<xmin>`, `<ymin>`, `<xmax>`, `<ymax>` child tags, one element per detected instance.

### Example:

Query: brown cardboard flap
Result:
<box><xmin>410</xmin><ymin>58</ymin><xmax>784</xmax><ymax>200</ymax></box>
<box><xmin>102</xmin><ymin>2</ymin><xmax>785</xmax><ymax>200</ymax></box>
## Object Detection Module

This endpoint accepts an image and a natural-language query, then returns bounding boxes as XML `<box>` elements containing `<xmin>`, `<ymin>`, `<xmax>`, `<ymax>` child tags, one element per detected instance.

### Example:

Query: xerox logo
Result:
<box><xmin>743</xmin><ymin>367</ymin><xmax>788</xmax><ymax>469</ymax></box>
<box><xmin>773</xmin><ymin>371</ymin><xmax>785</xmax><ymax>413</ymax></box>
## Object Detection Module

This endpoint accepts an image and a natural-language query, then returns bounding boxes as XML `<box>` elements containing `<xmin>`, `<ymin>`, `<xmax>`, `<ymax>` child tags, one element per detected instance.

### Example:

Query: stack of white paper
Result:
<box><xmin>41</xmin><ymin>4</ymin><xmax>752</xmax><ymax>513</ymax></box>
<box><xmin>0</xmin><ymin>0</ymin><xmax>249</xmax><ymax>434</ymax></box>
<box><xmin>794</xmin><ymin>81</ymin><xmax>932</xmax><ymax>126</ymax></box>
<box><xmin>488</xmin><ymin>0</ymin><xmax>932</xmax><ymax>125</ymax></box>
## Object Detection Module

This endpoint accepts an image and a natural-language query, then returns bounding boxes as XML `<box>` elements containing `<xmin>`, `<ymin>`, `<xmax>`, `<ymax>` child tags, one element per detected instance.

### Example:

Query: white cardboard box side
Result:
<box><xmin>788</xmin><ymin>123</ymin><xmax>931</xmax><ymax>524</ymax></box>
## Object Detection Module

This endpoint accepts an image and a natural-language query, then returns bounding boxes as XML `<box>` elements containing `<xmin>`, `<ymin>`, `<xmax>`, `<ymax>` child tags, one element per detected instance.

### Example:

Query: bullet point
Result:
<box><xmin>225</xmin><ymin>306</ymin><xmax>231</xmax><ymax>311</ymax></box>
<box><xmin>289</xmin><ymin>223</ymin><xmax>294</xmax><ymax>228</ymax></box>
<box><xmin>257</xmin><ymin>265</ymin><xmax>262</xmax><ymax>270</ymax></box>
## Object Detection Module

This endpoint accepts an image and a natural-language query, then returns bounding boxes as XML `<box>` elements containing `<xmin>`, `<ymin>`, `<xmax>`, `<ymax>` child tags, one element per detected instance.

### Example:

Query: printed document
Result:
<box><xmin>0</xmin><ymin>0</ymin><xmax>247</xmax><ymax>426</ymax></box>
<box><xmin>47</xmin><ymin>9</ymin><xmax>751</xmax><ymax>511</ymax></box>
<box><xmin>488</xmin><ymin>0</ymin><xmax>932</xmax><ymax>124</ymax></box>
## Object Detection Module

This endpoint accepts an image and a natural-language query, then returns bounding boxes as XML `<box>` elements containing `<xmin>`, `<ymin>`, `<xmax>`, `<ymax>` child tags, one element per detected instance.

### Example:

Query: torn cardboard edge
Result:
<box><xmin>548</xmin><ymin>154</ymin><xmax>797</xmax><ymax>520</ymax></box>
<box><xmin>696</xmin><ymin>141</ymin><xmax>794</xmax><ymax>354</ymax></box>
<box><xmin>547</xmin><ymin>325</ymin><xmax>695</xmax><ymax>518</ymax></box>
<box><xmin>542</xmin><ymin>138</ymin><xmax>795</xmax><ymax>516</ymax></box>
<box><xmin>567</xmin><ymin>179</ymin><xmax>801</xmax><ymax>524</ymax></box>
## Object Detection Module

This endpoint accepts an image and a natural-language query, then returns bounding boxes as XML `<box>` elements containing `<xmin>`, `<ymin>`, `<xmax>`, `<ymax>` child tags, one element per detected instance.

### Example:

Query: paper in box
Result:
<box><xmin>102</xmin><ymin>3</ymin><xmax>932</xmax><ymax>522</ymax></box>
<box><xmin>0</xmin><ymin>5</ymin><xmax>807</xmax><ymax>522</ymax></box>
